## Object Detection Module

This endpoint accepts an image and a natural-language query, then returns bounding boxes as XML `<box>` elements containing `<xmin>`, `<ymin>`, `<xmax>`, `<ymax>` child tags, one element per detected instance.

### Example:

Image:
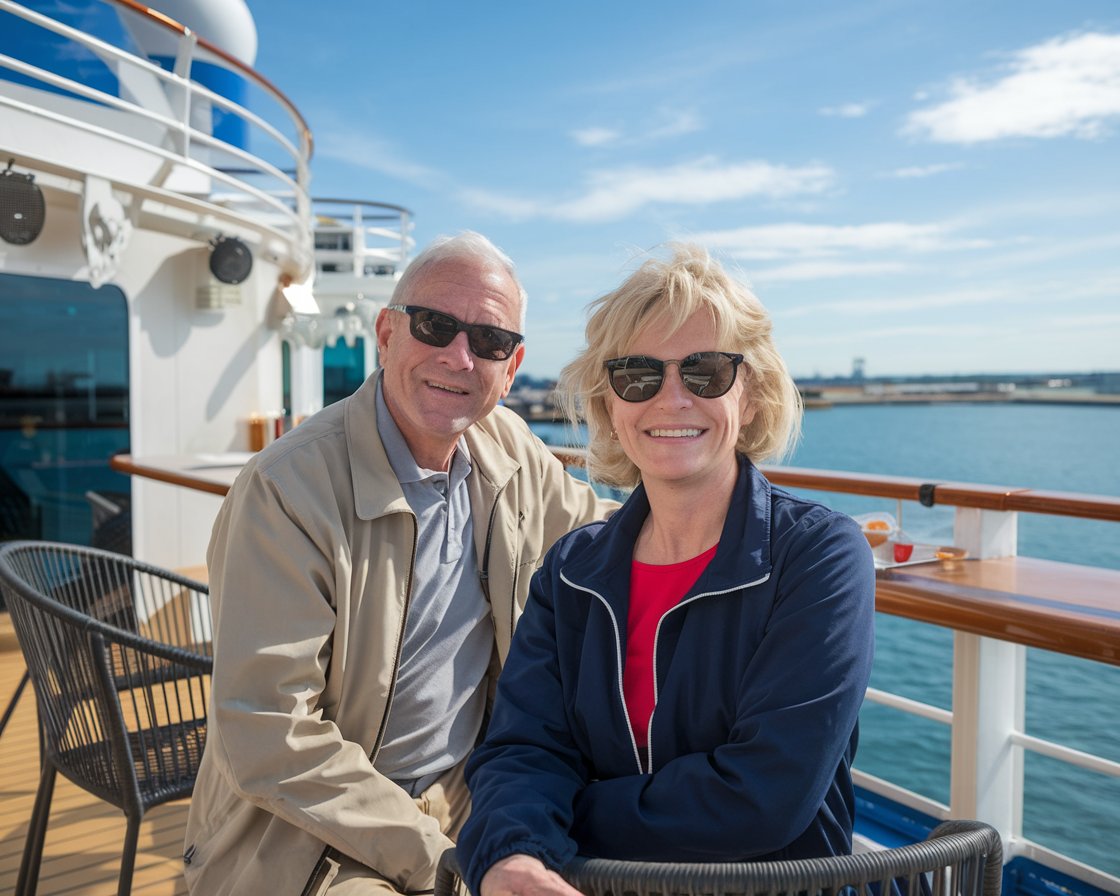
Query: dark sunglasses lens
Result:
<box><xmin>681</xmin><ymin>353</ymin><xmax>736</xmax><ymax>397</ymax></box>
<box><xmin>411</xmin><ymin>310</ymin><xmax>458</xmax><ymax>347</ymax></box>
<box><xmin>469</xmin><ymin>325</ymin><xmax>518</xmax><ymax>361</ymax></box>
<box><xmin>610</xmin><ymin>358</ymin><xmax>664</xmax><ymax>402</ymax></box>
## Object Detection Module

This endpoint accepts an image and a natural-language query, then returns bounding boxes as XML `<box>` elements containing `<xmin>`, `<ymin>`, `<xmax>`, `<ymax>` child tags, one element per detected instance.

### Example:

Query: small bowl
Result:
<box><xmin>935</xmin><ymin>545</ymin><xmax>968</xmax><ymax>569</ymax></box>
<box><xmin>853</xmin><ymin>512</ymin><xmax>897</xmax><ymax>548</ymax></box>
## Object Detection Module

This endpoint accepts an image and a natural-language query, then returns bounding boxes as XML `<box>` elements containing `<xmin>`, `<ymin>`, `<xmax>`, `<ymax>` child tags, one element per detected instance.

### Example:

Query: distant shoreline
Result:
<box><xmin>800</xmin><ymin>387</ymin><xmax>1120</xmax><ymax>409</ymax></box>
<box><xmin>513</xmin><ymin>389</ymin><xmax>1120</xmax><ymax>422</ymax></box>
<box><xmin>508</xmin><ymin>371</ymin><xmax>1120</xmax><ymax>421</ymax></box>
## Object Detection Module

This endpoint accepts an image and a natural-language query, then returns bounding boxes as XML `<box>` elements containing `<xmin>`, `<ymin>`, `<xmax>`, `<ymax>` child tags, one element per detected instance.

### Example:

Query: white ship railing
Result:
<box><xmin>312</xmin><ymin>199</ymin><xmax>415</xmax><ymax>278</ymax></box>
<box><xmin>0</xmin><ymin>0</ymin><xmax>312</xmax><ymax>264</ymax></box>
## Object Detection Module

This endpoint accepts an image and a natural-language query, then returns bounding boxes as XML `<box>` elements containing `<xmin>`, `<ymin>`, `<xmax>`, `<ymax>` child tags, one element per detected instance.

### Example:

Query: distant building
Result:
<box><xmin>1098</xmin><ymin>373</ymin><xmax>1120</xmax><ymax>395</ymax></box>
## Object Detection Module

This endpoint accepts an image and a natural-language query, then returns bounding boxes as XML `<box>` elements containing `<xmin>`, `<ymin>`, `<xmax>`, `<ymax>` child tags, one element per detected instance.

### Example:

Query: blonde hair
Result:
<box><xmin>558</xmin><ymin>243</ymin><xmax>802</xmax><ymax>489</ymax></box>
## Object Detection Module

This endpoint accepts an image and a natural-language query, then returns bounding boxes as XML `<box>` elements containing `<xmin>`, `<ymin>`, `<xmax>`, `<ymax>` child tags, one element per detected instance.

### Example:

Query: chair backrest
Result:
<box><xmin>436</xmin><ymin>821</ymin><xmax>1002</xmax><ymax>896</ymax></box>
<box><xmin>0</xmin><ymin>540</ymin><xmax>213</xmax><ymax>815</ymax></box>
<box><xmin>85</xmin><ymin>489</ymin><xmax>133</xmax><ymax>556</ymax></box>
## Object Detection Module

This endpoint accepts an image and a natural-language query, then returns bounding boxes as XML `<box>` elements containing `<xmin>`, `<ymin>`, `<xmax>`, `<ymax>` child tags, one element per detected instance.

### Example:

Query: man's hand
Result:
<box><xmin>479</xmin><ymin>854</ymin><xmax>583</xmax><ymax>896</ymax></box>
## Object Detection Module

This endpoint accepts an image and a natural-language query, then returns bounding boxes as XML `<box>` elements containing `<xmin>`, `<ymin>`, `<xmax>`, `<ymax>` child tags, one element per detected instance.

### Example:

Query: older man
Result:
<box><xmin>184</xmin><ymin>232</ymin><xmax>616</xmax><ymax>896</ymax></box>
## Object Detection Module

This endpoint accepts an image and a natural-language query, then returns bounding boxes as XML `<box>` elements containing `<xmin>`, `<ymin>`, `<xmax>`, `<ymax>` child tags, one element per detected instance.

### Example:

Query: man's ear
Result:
<box><xmin>500</xmin><ymin>344</ymin><xmax>526</xmax><ymax>398</ymax></box>
<box><xmin>374</xmin><ymin>307</ymin><xmax>395</xmax><ymax>357</ymax></box>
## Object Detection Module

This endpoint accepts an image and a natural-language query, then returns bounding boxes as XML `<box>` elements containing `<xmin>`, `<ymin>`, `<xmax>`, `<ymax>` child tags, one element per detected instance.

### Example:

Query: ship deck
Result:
<box><xmin>1</xmin><ymin>609</ymin><xmax>191</xmax><ymax>895</ymax></box>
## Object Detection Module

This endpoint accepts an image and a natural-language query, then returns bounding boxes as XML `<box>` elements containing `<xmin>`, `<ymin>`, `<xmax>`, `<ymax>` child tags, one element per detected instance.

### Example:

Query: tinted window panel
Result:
<box><xmin>0</xmin><ymin>273</ymin><xmax>130</xmax><ymax>545</ymax></box>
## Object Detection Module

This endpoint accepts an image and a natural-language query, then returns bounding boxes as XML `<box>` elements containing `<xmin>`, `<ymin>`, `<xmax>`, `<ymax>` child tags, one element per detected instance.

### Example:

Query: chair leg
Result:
<box><xmin>0</xmin><ymin>669</ymin><xmax>30</xmax><ymax>738</ymax></box>
<box><xmin>116</xmin><ymin>813</ymin><xmax>142</xmax><ymax>896</ymax></box>
<box><xmin>15</xmin><ymin>760</ymin><xmax>57</xmax><ymax>896</ymax></box>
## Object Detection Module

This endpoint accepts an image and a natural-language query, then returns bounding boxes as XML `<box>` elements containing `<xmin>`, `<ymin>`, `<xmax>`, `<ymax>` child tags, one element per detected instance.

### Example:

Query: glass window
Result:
<box><xmin>0</xmin><ymin>273</ymin><xmax>130</xmax><ymax>546</ymax></box>
<box><xmin>323</xmin><ymin>337</ymin><xmax>365</xmax><ymax>406</ymax></box>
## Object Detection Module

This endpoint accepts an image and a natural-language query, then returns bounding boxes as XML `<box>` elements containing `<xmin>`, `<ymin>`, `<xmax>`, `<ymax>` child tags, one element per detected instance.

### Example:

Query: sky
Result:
<box><xmin>246</xmin><ymin>1</ymin><xmax>1120</xmax><ymax>382</ymax></box>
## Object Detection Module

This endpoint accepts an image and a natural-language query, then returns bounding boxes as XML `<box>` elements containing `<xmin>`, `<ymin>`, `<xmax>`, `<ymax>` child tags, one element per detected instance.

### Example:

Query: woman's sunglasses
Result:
<box><xmin>387</xmin><ymin>304</ymin><xmax>524</xmax><ymax>361</ymax></box>
<box><xmin>605</xmin><ymin>352</ymin><xmax>745</xmax><ymax>402</ymax></box>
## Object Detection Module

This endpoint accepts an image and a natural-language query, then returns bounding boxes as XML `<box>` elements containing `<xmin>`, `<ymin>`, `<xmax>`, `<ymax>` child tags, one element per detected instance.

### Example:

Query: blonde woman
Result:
<box><xmin>458</xmin><ymin>244</ymin><xmax>876</xmax><ymax>896</ymax></box>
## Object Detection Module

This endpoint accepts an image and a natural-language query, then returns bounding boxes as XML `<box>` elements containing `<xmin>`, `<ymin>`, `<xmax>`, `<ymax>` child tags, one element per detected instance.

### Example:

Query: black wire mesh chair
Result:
<box><xmin>436</xmin><ymin>820</ymin><xmax>1003</xmax><ymax>896</ymax></box>
<box><xmin>0</xmin><ymin>540</ymin><xmax>212</xmax><ymax>896</ymax></box>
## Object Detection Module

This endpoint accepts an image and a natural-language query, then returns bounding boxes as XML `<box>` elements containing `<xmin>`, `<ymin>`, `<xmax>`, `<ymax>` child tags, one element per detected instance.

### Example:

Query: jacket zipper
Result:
<box><xmin>479</xmin><ymin>482</ymin><xmax>522</xmax><ymax>646</ymax></box>
<box><xmin>301</xmin><ymin>515</ymin><xmax>419</xmax><ymax>896</ymax></box>
<box><xmin>561</xmin><ymin>570</ymin><xmax>771</xmax><ymax>776</ymax></box>
<box><xmin>478</xmin><ymin>484</ymin><xmax>502</xmax><ymax>603</ymax></box>
<box><xmin>645</xmin><ymin>573</ymin><xmax>770</xmax><ymax>772</ymax></box>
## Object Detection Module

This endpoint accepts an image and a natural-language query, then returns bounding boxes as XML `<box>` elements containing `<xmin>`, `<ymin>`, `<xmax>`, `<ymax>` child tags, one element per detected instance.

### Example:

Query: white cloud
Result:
<box><xmin>459</xmin><ymin>158</ymin><xmax>834</xmax><ymax>222</ymax></box>
<box><xmin>905</xmin><ymin>31</ymin><xmax>1120</xmax><ymax>143</ymax></box>
<box><xmin>751</xmin><ymin>260</ymin><xmax>908</xmax><ymax>283</ymax></box>
<box><xmin>815</xmin><ymin>287</ymin><xmax>1006</xmax><ymax>316</ymax></box>
<box><xmin>454</xmin><ymin>188</ymin><xmax>544</xmax><ymax>219</ymax></box>
<box><xmin>783</xmin><ymin>319</ymin><xmax>988</xmax><ymax>347</ymax></box>
<box><xmin>887</xmin><ymin>162</ymin><xmax>964</xmax><ymax>179</ymax></box>
<box><xmin>316</xmin><ymin>130</ymin><xmax>440</xmax><ymax>185</ymax></box>
<box><xmin>570</xmin><ymin>108</ymin><xmax>702</xmax><ymax>148</ymax></box>
<box><xmin>779</xmin><ymin>279</ymin><xmax>1120</xmax><ymax>330</ymax></box>
<box><xmin>692</xmin><ymin>221</ymin><xmax>990</xmax><ymax>260</ymax></box>
<box><xmin>646</xmin><ymin>108</ymin><xmax>703</xmax><ymax>139</ymax></box>
<box><xmin>819</xmin><ymin>102</ymin><xmax>871</xmax><ymax>118</ymax></box>
<box><xmin>553</xmin><ymin>158</ymin><xmax>834</xmax><ymax>222</ymax></box>
<box><xmin>1042</xmin><ymin>310</ymin><xmax>1120</xmax><ymax>330</ymax></box>
<box><xmin>571</xmin><ymin>127</ymin><xmax>621</xmax><ymax>147</ymax></box>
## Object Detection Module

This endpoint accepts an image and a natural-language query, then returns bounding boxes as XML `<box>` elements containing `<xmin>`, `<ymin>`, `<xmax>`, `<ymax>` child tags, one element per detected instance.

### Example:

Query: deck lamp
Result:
<box><xmin>209</xmin><ymin>235</ymin><xmax>253</xmax><ymax>284</ymax></box>
<box><xmin>0</xmin><ymin>160</ymin><xmax>46</xmax><ymax>245</ymax></box>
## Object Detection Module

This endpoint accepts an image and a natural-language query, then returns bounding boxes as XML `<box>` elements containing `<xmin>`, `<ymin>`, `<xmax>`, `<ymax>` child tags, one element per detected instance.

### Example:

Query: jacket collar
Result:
<box><xmin>344</xmin><ymin>373</ymin><xmax>520</xmax><ymax>520</ymax></box>
<box><xmin>562</xmin><ymin>454</ymin><xmax>773</xmax><ymax>613</ymax></box>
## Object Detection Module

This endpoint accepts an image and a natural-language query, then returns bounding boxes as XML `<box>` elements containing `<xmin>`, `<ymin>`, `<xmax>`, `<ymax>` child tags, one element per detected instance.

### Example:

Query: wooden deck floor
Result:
<box><xmin>1</xmin><ymin>610</ymin><xmax>190</xmax><ymax>895</ymax></box>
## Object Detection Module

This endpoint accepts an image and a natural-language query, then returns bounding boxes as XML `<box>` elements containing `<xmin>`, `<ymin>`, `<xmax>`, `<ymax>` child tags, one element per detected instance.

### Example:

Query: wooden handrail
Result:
<box><xmin>110</xmin><ymin>449</ymin><xmax>1120</xmax><ymax>665</ymax></box>
<box><xmin>759</xmin><ymin>464</ymin><xmax>1120</xmax><ymax>522</ymax></box>
<box><xmin>553</xmin><ymin>451</ymin><xmax>1120</xmax><ymax>522</ymax></box>
<box><xmin>109</xmin><ymin>448</ymin><xmax>1120</xmax><ymax>525</ymax></box>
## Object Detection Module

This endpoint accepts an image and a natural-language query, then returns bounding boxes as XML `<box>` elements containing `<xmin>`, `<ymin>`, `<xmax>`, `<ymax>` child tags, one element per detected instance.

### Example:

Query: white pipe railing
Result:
<box><xmin>0</xmin><ymin>0</ymin><xmax>312</xmax><ymax>256</ymax></box>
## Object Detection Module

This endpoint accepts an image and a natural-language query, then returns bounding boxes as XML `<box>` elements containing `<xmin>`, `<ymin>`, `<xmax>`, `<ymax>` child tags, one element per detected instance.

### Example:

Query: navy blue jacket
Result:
<box><xmin>459</xmin><ymin>456</ymin><xmax>876</xmax><ymax>895</ymax></box>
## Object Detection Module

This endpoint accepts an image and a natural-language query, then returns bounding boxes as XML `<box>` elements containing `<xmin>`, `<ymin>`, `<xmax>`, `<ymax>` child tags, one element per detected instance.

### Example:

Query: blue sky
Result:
<box><xmin>247</xmin><ymin>1</ymin><xmax>1120</xmax><ymax>381</ymax></box>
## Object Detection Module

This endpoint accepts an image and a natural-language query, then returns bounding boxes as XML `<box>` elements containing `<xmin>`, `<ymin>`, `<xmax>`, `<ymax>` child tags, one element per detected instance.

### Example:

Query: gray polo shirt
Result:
<box><xmin>373</xmin><ymin>379</ymin><xmax>495</xmax><ymax>796</ymax></box>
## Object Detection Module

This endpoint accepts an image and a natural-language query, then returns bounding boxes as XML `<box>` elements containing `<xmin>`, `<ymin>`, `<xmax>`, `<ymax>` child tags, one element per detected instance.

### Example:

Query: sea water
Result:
<box><xmin>530</xmin><ymin>402</ymin><xmax>1120</xmax><ymax>875</ymax></box>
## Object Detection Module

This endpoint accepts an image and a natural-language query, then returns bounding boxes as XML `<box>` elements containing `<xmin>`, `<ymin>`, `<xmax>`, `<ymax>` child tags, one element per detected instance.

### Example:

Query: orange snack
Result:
<box><xmin>863</xmin><ymin>519</ymin><xmax>892</xmax><ymax>547</ymax></box>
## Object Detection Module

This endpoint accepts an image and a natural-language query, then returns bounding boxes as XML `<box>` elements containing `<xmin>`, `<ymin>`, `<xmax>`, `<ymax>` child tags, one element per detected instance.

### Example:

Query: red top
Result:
<box><xmin>624</xmin><ymin>544</ymin><xmax>718</xmax><ymax>749</ymax></box>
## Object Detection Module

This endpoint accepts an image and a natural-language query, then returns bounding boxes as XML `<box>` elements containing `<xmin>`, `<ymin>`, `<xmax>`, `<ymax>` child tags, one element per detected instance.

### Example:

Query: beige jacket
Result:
<box><xmin>183</xmin><ymin>376</ymin><xmax>615</xmax><ymax>896</ymax></box>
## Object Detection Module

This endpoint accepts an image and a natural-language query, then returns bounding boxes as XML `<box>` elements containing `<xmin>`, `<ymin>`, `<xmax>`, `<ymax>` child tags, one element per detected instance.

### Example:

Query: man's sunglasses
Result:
<box><xmin>387</xmin><ymin>304</ymin><xmax>524</xmax><ymax>361</ymax></box>
<box><xmin>605</xmin><ymin>352</ymin><xmax>745</xmax><ymax>402</ymax></box>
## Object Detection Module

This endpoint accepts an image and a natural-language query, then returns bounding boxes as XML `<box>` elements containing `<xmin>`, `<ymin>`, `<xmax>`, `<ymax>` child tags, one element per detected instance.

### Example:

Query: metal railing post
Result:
<box><xmin>951</xmin><ymin>631</ymin><xmax>1024</xmax><ymax>859</ymax></box>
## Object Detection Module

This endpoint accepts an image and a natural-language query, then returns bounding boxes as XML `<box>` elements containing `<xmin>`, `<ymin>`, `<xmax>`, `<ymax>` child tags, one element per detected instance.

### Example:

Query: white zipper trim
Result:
<box><xmin>646</xmin><ymin>572</ymin><xmax>771</xmax><ymax>772</ymax></box>
<box><xmin>560</xmin><ymin>569</ymin><xmax>644</xmax><ymax>773</ymax></box>
<box><xmin>559</xmin><ymin>569</ymin><xmax>772</xmax><ymax>775</ymax></box>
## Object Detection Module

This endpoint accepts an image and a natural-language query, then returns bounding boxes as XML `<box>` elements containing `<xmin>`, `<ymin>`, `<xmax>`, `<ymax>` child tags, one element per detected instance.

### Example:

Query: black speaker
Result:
<box><xmin>209</xmin><ymin>235</ymin><xmax>253</xmax><ymax>284</ymax></box>
<box><xmin>0</xmin><ymin>163</ymin><xmax>46</xmax><ymax>245</ymax></box>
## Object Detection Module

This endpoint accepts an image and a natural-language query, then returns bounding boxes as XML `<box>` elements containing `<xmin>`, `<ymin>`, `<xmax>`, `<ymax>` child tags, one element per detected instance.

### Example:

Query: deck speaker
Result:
<box><xmin>209</xmin><ymin>235</ymin><xmax>253</xmax><ymax>284</ymax></box>
<box><xmin>0</xmin><ymin>163</ymin><xmax>46</xmax><ymax>245</ymax></box>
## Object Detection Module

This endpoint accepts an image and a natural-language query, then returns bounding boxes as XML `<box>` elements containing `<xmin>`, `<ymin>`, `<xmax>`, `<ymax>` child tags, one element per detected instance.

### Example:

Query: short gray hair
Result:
<box><xmin>392</xmin><ymin>231</ymin><xmax>527</xmax><ymax>331</ymax></box>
